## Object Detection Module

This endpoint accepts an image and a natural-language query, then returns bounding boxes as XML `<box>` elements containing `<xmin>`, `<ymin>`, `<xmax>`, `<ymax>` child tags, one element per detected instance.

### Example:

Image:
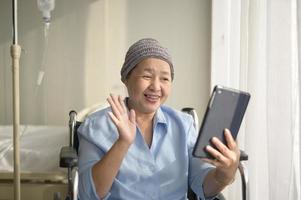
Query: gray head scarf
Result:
<box><xmin>120</xmin><ymin>38</ymin><xmax>174</xmax><ymax>82</ymax></box>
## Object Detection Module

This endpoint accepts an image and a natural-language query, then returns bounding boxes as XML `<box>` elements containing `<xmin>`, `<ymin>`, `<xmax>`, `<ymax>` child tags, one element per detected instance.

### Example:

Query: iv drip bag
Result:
<box><xmin>37</xmin><ymin>0</ymin><xmax>55</xmax><ymax>23</ymax></box>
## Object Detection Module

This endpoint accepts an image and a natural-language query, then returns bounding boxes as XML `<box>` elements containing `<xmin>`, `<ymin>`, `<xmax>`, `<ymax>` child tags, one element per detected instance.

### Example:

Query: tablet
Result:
<box><xmin>192</xmin><ymin>85</ymin><xmax>250</xmax><ymax>158</ymax></box>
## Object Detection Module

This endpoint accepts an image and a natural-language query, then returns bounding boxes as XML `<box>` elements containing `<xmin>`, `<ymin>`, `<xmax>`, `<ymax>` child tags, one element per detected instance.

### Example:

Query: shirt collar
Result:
<box><xmin>153</xmin><ymin>106</ymin><xmax>167</xmax><ymax>131</ymax></box>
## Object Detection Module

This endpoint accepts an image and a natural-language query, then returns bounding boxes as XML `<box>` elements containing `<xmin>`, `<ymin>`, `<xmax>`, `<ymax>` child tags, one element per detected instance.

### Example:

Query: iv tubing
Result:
<box><xmin>12</xmin><ymin>0</ymin><xmax>18</xmax><ymax>44</ymax></box>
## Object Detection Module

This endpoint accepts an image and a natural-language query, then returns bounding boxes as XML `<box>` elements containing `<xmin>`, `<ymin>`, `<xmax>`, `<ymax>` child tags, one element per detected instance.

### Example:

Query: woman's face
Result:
<box><xmin>124</xmin><ymin>57</ymin><xmax>172</xmax><ymax>115</ymax></box>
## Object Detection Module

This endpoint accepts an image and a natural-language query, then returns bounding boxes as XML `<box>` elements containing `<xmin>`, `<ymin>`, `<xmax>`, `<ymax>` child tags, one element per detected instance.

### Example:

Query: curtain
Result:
<box><xmin>211</xmin><ymin>0</ymin><xmax>301</xmax><ymax>199</ymax></box>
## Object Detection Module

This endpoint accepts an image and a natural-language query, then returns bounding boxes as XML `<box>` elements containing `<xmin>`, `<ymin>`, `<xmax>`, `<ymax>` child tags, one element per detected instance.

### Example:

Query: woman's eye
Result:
<box><xmin>142</xmin><ymin>75</ymin><xmax>151</xmax><ymax>79</ymax></box>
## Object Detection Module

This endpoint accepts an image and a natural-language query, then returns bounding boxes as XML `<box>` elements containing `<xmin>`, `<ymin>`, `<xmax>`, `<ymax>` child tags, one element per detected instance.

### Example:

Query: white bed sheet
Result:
<box><xmin>0</xmin><ymin>125</ymin><xmax>68</xmax><ymax>173</ymax></box>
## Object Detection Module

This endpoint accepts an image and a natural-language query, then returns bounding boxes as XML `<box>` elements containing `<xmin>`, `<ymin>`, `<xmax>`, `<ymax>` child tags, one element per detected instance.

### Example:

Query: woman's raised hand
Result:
<box><xmin>107</xmin><ymin>94</ymin><xmax>136</xmax><ymax>145</ymax></box>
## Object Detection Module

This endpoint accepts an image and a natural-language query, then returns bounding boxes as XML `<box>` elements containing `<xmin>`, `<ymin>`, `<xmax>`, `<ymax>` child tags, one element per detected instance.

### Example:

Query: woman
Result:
<box><xmin>78</xmin><ymin>38</ymin><xmax>240</xmax><ymax>200</ymax></box>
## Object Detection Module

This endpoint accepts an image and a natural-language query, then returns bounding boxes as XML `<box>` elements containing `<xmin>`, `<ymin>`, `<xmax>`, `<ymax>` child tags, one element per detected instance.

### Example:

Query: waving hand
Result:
<box><xmin>107</xmin><ymin>94</ymin><xmax>136</xmax><ymax>145</ymax></box>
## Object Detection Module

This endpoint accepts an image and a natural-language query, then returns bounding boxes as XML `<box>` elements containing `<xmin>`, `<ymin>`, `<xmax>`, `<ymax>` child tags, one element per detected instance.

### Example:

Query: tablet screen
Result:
<box><xmin>192</xmin><ymin>85</ymin><xmax>250</xmax><ymax>158</ymax></box>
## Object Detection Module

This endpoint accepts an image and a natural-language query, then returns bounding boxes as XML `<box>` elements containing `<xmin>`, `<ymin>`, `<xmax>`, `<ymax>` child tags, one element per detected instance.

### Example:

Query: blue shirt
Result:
<box><xmin>78</xmin><ymin>105</ymin><xmax>214</xmax><ymax>200</ymax></box>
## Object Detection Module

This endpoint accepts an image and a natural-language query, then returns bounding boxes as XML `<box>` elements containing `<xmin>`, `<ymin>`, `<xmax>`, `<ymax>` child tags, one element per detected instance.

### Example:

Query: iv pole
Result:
<box><xmin>11</xmin><ymin>0</ymin><xmax>21</xmax><ymax>199</ymax></box>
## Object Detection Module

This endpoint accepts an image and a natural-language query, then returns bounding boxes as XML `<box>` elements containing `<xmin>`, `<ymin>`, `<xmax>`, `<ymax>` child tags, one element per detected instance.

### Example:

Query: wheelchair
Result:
<box><xmin>58</xmin><ymin>105</ymin><xmax>248</xmax><ymax>200</ymax></box>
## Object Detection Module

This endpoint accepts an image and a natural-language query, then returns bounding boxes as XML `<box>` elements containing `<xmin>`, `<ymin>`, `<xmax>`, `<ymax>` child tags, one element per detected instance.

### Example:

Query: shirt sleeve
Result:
<box><xmin>78</xmin><ymin>119</ymin><xmax>111</xmax><ymax>200</ymax></box>
<box><xmin>187</xmin><ymin>116</ymin><xmax>216</xmax><ymax>200</ymax></box>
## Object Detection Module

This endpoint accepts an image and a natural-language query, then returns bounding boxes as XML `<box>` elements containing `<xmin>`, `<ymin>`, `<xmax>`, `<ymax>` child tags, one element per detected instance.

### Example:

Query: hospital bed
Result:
<box><xmin>0</xmin><ymin>125</ymin><xmax>69</xmax><ymax>200</ymax></box>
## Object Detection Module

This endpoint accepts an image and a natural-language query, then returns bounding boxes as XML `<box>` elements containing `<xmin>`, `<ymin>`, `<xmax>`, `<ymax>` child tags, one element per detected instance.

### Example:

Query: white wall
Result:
<box><xmin>0</xmin><ymin>0</ymin><xmax>211</xmax><ymax>125</ymax></box>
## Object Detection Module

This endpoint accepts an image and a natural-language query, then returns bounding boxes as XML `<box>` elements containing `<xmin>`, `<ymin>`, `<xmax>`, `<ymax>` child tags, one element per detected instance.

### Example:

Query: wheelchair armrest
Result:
<box><xmin>60</xmin><ymin>146</ymin><xmax>78</xmax><ymax>168</ymax></box>
<box><xmin>240</xmin><ymin>149</ymin><xmax>248</xmax><ymax>161</ymax></box>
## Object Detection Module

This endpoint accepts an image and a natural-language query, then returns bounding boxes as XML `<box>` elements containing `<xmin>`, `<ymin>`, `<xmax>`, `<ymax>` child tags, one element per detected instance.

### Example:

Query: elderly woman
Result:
<box><xmin>78</xmin><ymin>38</ymin><xmax>240</xmax><ymax>200</ymax></box>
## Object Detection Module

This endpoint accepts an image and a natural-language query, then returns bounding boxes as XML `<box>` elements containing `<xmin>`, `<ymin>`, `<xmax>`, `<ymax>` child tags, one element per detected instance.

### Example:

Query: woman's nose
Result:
<box><xmin>150</xmin><ymin>78</ymin><xmax>160</xmax><ymax>91</ymax></box>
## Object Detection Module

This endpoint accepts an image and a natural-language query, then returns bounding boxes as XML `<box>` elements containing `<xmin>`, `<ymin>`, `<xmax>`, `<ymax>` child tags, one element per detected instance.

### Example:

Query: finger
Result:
<box><xmin>118</xmin><ymin>95</ymin><xmax>127</xmax><ymax>113</ymax></box>
<box><xmin>107</xmin><ymin>95</ymin><xmax>121</xmax><ymax>117</ymax></box>
<box><xmin>224</xmin><ymin>129</ymin><xmax>237</xmax><ymax>150</ymax></box>
<box><xmin>201</xmin><ymin>157</ymin><xmax>220</xmax><ymax>167</ymax></box>
<box><xmin>110</xmin><ymin>94</ymin><xmax>124</xmax><ymax>114</ymax></box>
<box><xmin>211</xmin><ymin>137</ymin><xmax>232</xmax><ymax>159</ymax></box>
<box><xmin>205</xmin><ymin>145</ymin><xmax>227</xmax><ymax>164</ymax></box>
<box><xmin>129</xmin><ymin>109</ymin><xmax>136</xmax><ymax>124</ymax></box>
<box><xmin>108</xmin><ymin>111</ymin><xmax>119</xmax><ymax>125</ymax></box>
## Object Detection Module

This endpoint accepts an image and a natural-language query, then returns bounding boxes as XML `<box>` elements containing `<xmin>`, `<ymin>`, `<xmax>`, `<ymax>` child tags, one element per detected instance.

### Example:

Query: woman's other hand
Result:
<box><xmin>203</xmin><ymin>129</ymin><xmax>240</xmax><ymax>185</ymax></box>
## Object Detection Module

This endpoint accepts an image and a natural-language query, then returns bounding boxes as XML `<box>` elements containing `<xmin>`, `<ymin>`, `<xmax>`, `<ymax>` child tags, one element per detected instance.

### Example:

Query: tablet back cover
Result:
<box><xmin>193</xmin><ymin>85</ymin><xmax>250</xmax><ymax>158</ymax></box>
